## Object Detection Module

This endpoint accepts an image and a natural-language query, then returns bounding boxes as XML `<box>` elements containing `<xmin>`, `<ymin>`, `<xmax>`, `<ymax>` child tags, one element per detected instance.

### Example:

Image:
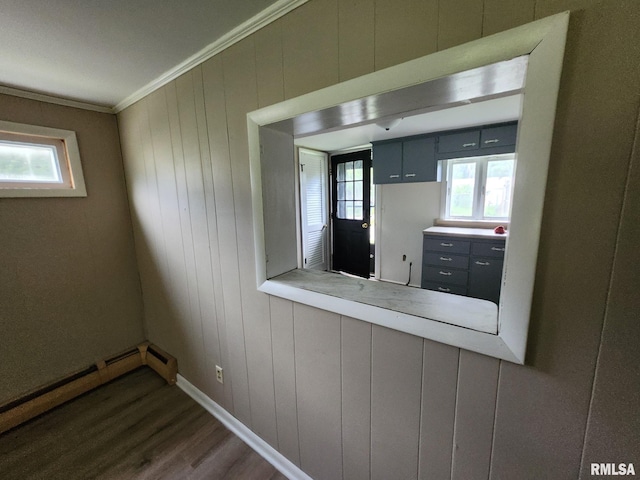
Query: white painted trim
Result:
<box><xmin>0</xmin><ymin>85</ymin><xmax>114</xmax><ymax>114</ymax></box>
<box><xmin>249</xmin><ymin>12</ymin><xmax>570</xmax><ymax>364</ymax></box>
<box><xmin>176</xmin><ymin>375</ymin><xmax>313</xmax><ymax>480</ymax></box>
<box><xmin>0</xmin><ymin>120</ymin><xmax>87</xmax><ymax>197</ymax></box>
<box><xmin>114</xmin><ymin>0</ymin><xmax>309</xmax><ymax>113</ymax></box>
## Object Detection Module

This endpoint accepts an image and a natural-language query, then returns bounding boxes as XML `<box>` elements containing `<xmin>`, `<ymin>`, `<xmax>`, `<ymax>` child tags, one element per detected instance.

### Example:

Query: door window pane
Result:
<box><xmin>345</xmin><ymin>161</ymin><xmax>354</xmax><ymax>181</ymax></box>
<box><xmin>354</xmin><ymin>201</ymin><xmax>363</xmax><ymax>220</ymax></box>
<box><xmin>345</xmin><ymin>181</ymin><xmax>354</xmax><ymax>200</ymax></box>
<box><xmin>346</xmin><ymin>202</ymin><xmax>354</xmax><ymax>220</ymax></box>
<box><xmin>337</xmin><ymin>200</ymin><xmax>346</xmax><ymax>218</ymax></box>
<box><xmin>354</xmin><ymin>160</ymin><xmax>363</xmax><ymax>180</ymax></box>
<box><xmin>337</xmin><ymin>182</ymin><xmax>345</xmax><ymax>200</ymax></box>
<box><xmin>337</xmin><ymin>163</ymin><xmax>345</xmax><ymax>181</ymax></box>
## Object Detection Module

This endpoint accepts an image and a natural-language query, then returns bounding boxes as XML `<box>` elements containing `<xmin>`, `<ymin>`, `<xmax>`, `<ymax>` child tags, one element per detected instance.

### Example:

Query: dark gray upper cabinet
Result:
<box><xmin>373</xmin><ymin>136</ymin><xmax>437</xmax><ymax>184</ymax></box>
<box><xmin>373</xmin><ymin>121</ymin><xmax>518</xmax><ymax>184</ymax></box>
<box><xmin>480</xmin><ymin>124</ymin><xmax>518</xmax><ymax>149</ymax></box>
<box><xmin>435</xmin><ymin>121</ymin><xmax>518</xmax><ymax>160</ymax></box>
<box><xmin>372</xmin><ymin>141</ymin><xmax>403</xmax><ymax>184</ymax></box>
<box><xmin>437</xmin><ymin>130</ymin><xmax>480</xmax><ymax>154</ymax></box>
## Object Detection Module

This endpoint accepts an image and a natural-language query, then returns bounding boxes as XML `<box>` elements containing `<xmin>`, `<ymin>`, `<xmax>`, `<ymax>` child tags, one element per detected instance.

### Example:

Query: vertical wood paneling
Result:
<box><xmin>201</xmin><ymin>55</ymin><xmax>243</xmax><ymax>413</ymax></box>
<box><xmin>580</xmin><ymin>106</ymin><xmax>640</xmax><ymax>476</ymax></box>
<box><xmin>281</xmin><ymin>0</ymin><xmax>339</xmax><ymax>99</ymax></box>
<box><xmin>191</xmin><ymin>66</ymin><xmax>226</xmax><ymax>400</ymax></box>
<box><xmin>137</xmin><ymin>97</ymin><xmax>176</xmax><ymax>353</ymax></box>
<box><xmin>437</xmin><ymin>0</ymin><xmax>483</xmax><ymax>51</ymax></box>
<box><xmin>482</xmin><ymin>0</ymin><xmax>535</xmax><ymax>36</ymax></box>
<box><xmin>338</xmin><ymin>0</ymin><xmax>375</xmax><ymax>81</ymax></box>
<box><xmin>115</xmin><ymin>3</ymin><xmax>640</xmax><ymax>480</ymax></box>
<box><xmin>419</xmin><ymin>340</ymin><xmax>459</xmax><ymax>480</ymax></box>
<box><xmin>374</xmin><ymin>0</ymin><xmax>438</xmax><ymax>70</ymax></box>
<box><xmin>164</xmin><ymin>82</ymin><xmax>209</xmax><ymax>394</ymax></box>
<box><xmin>270</xmin><ymin>297</ymin><xmax>301</xmax><ymax>466</ymax></box>
<box><xmin>341</xmin><ymin>317</ymin><xmax>371</xmax><ymax>480</ymax></box>
<box><xmin>371</xmin><ymin>326</ymin><xmax>423</xmax><ymax>480</ymax></box>
<box><xmin>491</xmin><ymin>2</ymin><xmax>640</xmax><ymax>478</ymax></box>
<box><xmin>294</xmin><ymin>304</ymin><xmax>343</xmax><ymax>480</ymax></box>
<box><xmin>222</xmin><ymin>38</ymin><xmax>278</xmax><ymax>446</ymax></box>
<box><xmin>451</xmin><ymin>351</ymin><xmax>499</xmax><ymax>480</ymax></box>
<box><xmin>254</xmin><ymin>21</ymin><xmax>285</xmax><ymax>108</ymax></box>
<box><xmin>147</xmin><ymin>87</ymin><xmax>198</xmax><ymax>382</ymax></box>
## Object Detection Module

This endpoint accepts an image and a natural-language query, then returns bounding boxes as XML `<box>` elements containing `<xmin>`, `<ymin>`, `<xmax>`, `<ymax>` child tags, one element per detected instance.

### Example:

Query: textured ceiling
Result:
<box><xmin>0</xmin><ymin>0</ymin><xmax>280</xmax><ymax>107</ymax></box>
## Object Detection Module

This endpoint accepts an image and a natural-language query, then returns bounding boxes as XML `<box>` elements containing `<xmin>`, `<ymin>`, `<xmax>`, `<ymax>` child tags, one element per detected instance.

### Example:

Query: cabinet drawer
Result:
<box><xmin>423</xmin><ymin>236</ymin><xmax>471</xmax><ymax>254</ymax></box>
<box><xmin>472</xmin><ymin>241</ymin><xmax>506</xmax><ymax>258</ymax></box>
<box><xmin>423</xmin><ymin>282</ymin><xmax>467</xmax><ymax>296</ymax></box>
<box><xmin>480</xmin><ymin>124</ymin><xmax>517</xmax><ymax>149</ymax></box>
<box><xmin>437</xmin><ymin>130</ymin><xmax>480</xmax><ymax>154</ymax></box>
<box><xmin>423</xmin><ymin>266</ymin><xmax>468</xmax><ymax>286</ymax></box>
<box><xmin>423</xmin><ymin>252</ymin><xmax>469</xmax><ymax>269</ymax></box>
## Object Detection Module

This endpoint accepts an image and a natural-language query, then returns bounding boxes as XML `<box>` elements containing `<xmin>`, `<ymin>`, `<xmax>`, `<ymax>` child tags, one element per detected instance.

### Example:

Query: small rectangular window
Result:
<box><xmin>0</xmin><ymin>121</ymin><xmax>86</xmax><ymax>197</ymax></box>
<box><xmin>443</xmin><ymin>154</ymin><xmax>515</xmax><ymax>221</ymax></box>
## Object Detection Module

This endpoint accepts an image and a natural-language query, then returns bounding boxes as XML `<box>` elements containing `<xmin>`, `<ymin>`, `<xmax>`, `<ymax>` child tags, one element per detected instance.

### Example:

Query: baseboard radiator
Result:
<box><xmin>0</xmin><ymin>342</ymin><xmax>177</xmax><ymax>435</ymax></box>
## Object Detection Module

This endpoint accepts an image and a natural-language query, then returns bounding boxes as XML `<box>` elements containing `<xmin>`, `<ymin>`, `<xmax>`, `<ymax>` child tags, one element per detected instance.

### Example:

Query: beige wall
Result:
<box><xmin>0</xmin><ymin>94</ymin><xmax>145</xmax><ymax>403</ymax></box>
<box><xmin>118</xmin><ymin>0</ymin><xmax>640</xmax><ymax>478</ymax></box>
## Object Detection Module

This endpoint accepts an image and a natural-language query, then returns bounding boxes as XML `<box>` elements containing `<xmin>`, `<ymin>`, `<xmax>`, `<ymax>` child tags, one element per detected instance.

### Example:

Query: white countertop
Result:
<box><xmin>423</xmin><ymin>226</ymin><xmax>508</xmax><ymax>240</ymax></box>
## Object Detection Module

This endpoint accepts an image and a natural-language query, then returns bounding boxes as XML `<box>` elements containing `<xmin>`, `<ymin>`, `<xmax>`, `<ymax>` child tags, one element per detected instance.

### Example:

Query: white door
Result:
<box><xmin>299</xmin><ymin>148</ymin><xmax>329</xmax><ymax>270</ymax></box>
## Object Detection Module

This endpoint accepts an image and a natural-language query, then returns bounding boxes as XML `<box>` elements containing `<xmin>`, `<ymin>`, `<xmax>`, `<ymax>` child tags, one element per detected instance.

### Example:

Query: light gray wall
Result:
<box><xmin>0</xmin><ymin>93</ymin><xmax>145</xmax><ymax>404</ymax></box>
<box><xmin>117</xmin><ymin>0</ymin><xmax>640</xmax><ymax>478</ymax></box>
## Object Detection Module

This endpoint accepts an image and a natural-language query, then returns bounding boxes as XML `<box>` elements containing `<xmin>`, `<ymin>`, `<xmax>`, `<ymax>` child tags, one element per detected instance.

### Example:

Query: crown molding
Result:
<box><xmin>113</xmin><ymin>0</ymin><xmax>309</xmax><ymax>113</ymax></box>
<box><xmin>0</xmin><ymin>85</ymin><xmax>114</xmax><ymax>114</ymax></box>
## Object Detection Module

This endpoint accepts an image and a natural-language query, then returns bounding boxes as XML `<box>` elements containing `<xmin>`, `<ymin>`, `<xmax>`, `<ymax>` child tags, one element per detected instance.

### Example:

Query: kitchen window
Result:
<box><xmin>442</xmin><ymin>153</ymin><xmax>515</xmax><ymax>221</ymax></box>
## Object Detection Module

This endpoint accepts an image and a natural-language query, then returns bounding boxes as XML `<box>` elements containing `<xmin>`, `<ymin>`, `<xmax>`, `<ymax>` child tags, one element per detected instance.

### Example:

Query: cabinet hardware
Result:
<box><xmin>475</xmin><ymin>261</ymin><xmax>490</xmax><ymax>266</ymax></box>
<box><xmin>389</xmin><ymin>174</ymin><xmax>400</xmax><ymax>178</ymax></box>
<box><xmin>484</xmin><ymin>139</ymin><xmax>500</xmax><ymax>144</ymax></box>
<box><xmin>439</xmin><ymin>257</ymin><xmax>452</xmax><ymax>261</ymax></box>
<box><xmin>439</xmin><ymin>271</ymin><xmax>452</xmax><ymax>276</ymax></box>
<box><xmin>491</xmin><ymin>246</ymin><xmax>505</xmax><ymax>251</ymax></box>
<box><xmin>438</xmin><ymin>287</ymin><xmax>451</xmax><ymax>292</ymax></box>
<box><xmin>405</xmin><ymin>173</ymin><xmax>416</xmax><ymax>177</ymax></box>
<box><xmin>462</xmin><ymin>142</ymin><xmax>477</xmax><ymax>148</ymax></box>
<box><xmin>440</xmin><ymin>242</ymin><xmax>453</xmax><ymax>247</ymax></box>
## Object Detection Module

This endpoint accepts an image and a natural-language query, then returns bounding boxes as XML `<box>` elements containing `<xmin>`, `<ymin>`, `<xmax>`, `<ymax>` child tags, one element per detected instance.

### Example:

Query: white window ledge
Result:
<box><xmin>265</xmin><ymin>269</ymin><xmax>498</xmax><ymax>333</ymax></box>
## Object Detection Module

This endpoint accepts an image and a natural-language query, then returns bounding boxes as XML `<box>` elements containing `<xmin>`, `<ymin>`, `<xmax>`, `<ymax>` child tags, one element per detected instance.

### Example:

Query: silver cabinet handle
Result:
<box><xmin>405</xmin><ymin>173</ymin><xmax>416</xmax><ymax>177</ymax></box>
<box><xmin>439</xmin><ymin>271</ymin><xmax>452</xmax><ymax>276</ymax></box>
<box><xmin>462</xmin><ymin>142</ymin><xmax>477</xmax><ymax>148</ymax></box>
<box><xmin>475</xmin><ymin>261</ymin><xmax>490</xmax><ymax>266</ymax></box>
<box><xmin>389</xmin><ymin>174</ymin><xmax>400</xmax><ymax>178</ymax></box>
<box><xmin>491</xmin><ymin>246</ymin><xmax>505</xmax><ymax>251</ymax></box>
<box><xmin>438</xmin><ymin>287</ymin><xmax>451</xmax><ymax>292</ymax></box>
<box><xmin>439</xmin><ymin>256</ymin><xmax>452</xmax><ymax>261</ymax></box>
<box><xmin>440</xmin><ymin>242</ymin><xmax>453</xmax><ymax>247</ymax></box>
<box><xmin>484</xmin><ymin>139</ymin><xmax>500</xmax><ymax>144</ymax></box>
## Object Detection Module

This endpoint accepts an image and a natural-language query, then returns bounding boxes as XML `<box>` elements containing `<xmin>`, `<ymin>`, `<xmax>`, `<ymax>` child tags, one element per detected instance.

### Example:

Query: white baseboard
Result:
<box><xmin>176</xmin><ymin>374</ymin><xmax>312</xmax><ymax>480</ymax></box>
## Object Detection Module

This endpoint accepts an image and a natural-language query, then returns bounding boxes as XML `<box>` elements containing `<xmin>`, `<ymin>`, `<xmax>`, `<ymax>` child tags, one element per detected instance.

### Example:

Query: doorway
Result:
<box><xmin>330</xmin><ymin>149</ymin><xmax>372</xmax><ymax>278</ymax></box>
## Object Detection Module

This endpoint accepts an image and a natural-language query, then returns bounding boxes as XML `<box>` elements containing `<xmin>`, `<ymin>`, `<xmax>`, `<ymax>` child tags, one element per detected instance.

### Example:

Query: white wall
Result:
<box><xmin>378</xmin><ymin>181</ymin><xmax>441</xmax><ymax>286</ymax></box>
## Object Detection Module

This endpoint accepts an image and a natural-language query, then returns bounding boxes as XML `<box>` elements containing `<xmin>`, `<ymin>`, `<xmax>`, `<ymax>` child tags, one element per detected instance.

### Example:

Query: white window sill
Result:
<box><xmin>263</xmin><ymin>269</ymin><xmax>498</xmax><ymax>335</ymax></box>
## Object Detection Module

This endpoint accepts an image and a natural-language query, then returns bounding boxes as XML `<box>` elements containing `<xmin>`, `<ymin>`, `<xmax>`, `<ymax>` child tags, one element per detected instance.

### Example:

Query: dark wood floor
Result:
<box><xmin>0</xmin><ymin>368</ymin><xmax>287</xmax><ymax>480</ymax></box>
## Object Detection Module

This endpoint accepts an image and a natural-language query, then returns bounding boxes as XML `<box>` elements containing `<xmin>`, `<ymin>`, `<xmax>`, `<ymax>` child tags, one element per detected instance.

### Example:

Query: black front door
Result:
<box><xmin>331</xmin><ymin>150</ymin><xmax>371</xmax><ymax>278</ymax></box>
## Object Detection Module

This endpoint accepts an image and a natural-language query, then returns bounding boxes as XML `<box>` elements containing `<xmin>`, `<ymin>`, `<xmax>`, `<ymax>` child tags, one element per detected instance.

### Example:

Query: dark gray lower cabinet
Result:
<box><xmin>421</xmin><ymin>233</ymin><xmax>505</xmax><ymax>304</ymax></box>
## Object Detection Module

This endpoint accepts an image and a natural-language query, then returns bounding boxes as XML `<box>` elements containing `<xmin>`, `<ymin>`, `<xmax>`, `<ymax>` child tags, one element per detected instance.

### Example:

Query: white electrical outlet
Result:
<box><xmin>215</xmin><ymin>365</ymin><xmax>224</xmax><ymax>384</ymax></box>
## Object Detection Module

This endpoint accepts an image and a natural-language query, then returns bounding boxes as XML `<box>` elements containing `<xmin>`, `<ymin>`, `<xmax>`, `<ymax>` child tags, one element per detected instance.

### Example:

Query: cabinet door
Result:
<box><xmin>402</xmin><ymin>137</ymin><xmax>436</xmax><ymax>182</ymax></box>
<box><xmin>372</xmin><ymin>142</ymin><xmax>402</xmax><ymax>184</ymax></box>
<box><xmin>437</xmin><ymin>130</ymin><xmax>480</xmax><ymax>154</ymax></box>
<box><xmin>468</xmin><ymin>257</ymin><xmax>503</xmax><ymax>304</ymax></box>
<box><xmin>480</xmin><ymin>124</ymin><xmax>517</xmax><ymax>149</ymax></box>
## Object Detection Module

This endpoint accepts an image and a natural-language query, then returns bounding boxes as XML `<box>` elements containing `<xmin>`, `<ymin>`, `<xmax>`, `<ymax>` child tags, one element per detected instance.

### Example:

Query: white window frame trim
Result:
<box><xmin>248</xmin><ymin>12</ymin><xmax>569</xmax><ymax>364</ymax></box>
<box><xmin>0</xmin><ymin>120</ymin><xmax>86</xmax><ymax>197</ymax></box>
<box><xmin>442</xmin><ymin>153</ymin><xmax>515</xmax><ymax>222</ymax></box>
